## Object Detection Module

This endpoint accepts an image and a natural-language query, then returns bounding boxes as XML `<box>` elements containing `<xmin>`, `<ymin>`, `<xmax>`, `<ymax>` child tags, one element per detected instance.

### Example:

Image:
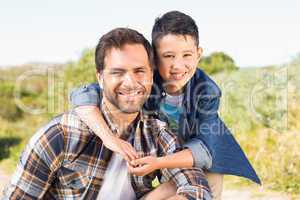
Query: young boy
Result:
<box><xmin>70</xmin><ymin>11</ymin><xmax>260</xmax><ymax>200</ymax></box>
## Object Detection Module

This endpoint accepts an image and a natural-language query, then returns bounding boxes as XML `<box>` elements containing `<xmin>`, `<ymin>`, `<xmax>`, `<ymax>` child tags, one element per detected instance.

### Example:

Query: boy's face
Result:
<box><xmin>155</xmin><ymin>34</ymin><xmax>202</xmax><ymax>95</ymax></box>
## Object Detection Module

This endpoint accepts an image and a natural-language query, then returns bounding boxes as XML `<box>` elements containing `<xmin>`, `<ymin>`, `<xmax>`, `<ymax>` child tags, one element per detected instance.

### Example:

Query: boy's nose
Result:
<box><xmin>172</xmin><ymin>57</ymin><xmax>185</xmax><ymax>70</ymax></box>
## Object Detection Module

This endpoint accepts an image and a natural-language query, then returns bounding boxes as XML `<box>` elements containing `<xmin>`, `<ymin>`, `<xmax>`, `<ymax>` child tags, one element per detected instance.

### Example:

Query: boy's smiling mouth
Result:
<box><xmin>170</xmin><ymin>71</ymin><xmax>188</xmax><ymax>80</ymax></box>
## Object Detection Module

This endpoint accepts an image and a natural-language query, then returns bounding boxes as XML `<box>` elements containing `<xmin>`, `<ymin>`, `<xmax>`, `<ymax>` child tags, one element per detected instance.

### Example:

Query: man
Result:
<box><xmin>3</xmin><ymin>28</ymin><xmax>211</xmax><ymax>200</ymax></box>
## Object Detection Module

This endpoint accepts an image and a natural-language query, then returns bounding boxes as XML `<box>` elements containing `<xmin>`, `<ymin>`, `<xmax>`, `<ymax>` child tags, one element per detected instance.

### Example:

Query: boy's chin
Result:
<box><xmin>165</xmin><ymin>85</ymin><xmax>185</xmax><ymax>95</ymax></box>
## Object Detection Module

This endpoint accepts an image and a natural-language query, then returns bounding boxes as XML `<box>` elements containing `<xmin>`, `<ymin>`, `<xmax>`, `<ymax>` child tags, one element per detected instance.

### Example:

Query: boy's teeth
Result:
<box><xmin>172</xmin><ymin>73</ymin><xmax>185</xmax><ymax>79</ymax></box>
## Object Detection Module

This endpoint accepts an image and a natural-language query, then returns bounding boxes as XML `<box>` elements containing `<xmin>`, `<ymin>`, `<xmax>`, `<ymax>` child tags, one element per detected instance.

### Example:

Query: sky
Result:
<box><xmin>0</xmin><ymin>0</ymin><xmax>299</xmax><ymax>67</ymax></box>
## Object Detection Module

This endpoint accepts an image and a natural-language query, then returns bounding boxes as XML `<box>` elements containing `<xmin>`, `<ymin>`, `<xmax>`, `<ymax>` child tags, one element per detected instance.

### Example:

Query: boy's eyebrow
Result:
<box><xmin>182</xmin><ymin>50</ymin><xmax>194</xmax><ymax>53</ymax></box>
<box><xmin>134</xmin><ymin>66</ymin><xmax>146</xmax><ymax>70</ymax></box>
<box><xmin>162</xmin><ymin>50</ymin><xmax>195</xmax><ymax>54</ymax></box>
<box><xmin>162</xmin><ymin>51</ymin><xmax>174</xmax><ymax>54</ymax></box>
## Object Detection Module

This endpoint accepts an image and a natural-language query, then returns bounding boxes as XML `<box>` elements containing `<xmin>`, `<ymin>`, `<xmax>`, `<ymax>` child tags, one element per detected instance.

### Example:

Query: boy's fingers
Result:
<box><xmin>128</xmin><ymin>165</ymin><xmax>148</xmax><ymax>176</ymax></box>
<box><xmin>127</xmin><ymin>163</ymin><xmax>139</xmax><ymax>174</ymax></box>
<box><xmin>131</xmin><ymin>156</ymin><xmax>150</xmax><ymax>166</ymax></box>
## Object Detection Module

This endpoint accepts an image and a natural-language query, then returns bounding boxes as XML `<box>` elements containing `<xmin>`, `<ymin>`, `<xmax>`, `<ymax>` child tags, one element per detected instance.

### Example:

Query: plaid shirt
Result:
<box><xmin>4</xmin><ymin>104</ymin><xmax>211</xmax><ymax>200</ymax></box>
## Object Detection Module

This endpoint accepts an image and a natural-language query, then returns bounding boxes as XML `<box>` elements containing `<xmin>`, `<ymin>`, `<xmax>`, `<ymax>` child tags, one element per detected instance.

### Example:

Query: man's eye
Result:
<box><xmin>110</xmin><ymin>72</ymin><xmax>122</xmax><ymax>75</ymax></box>
<box><xmin>136</xmin><ymin>70</ymin><xmax>145</xmax><ymax>74</ymax></box>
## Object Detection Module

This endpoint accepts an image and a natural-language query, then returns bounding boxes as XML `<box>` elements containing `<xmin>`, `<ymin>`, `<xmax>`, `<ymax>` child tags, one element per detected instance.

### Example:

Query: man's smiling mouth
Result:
<box><xmin>117</xmin><ymin>90</ymin><xmax>144</xmax><ymax>100</ymax></box>
<box><xmin>117</xmin><ymin>91</ymin><xmax>143</xmax><ymax>95</ymax></box>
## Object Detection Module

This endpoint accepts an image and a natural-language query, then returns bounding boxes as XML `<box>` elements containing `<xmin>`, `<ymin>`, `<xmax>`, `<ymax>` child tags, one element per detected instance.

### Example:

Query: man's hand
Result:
<box><xmin>127</xmin><ymin>156</ymin><xmax>160</xmax><ymax>176</ymax></box>
<box><xmin>102</xmin><ymin>134</ymin><xmax>138</xmax><ymax>162</ymax></box>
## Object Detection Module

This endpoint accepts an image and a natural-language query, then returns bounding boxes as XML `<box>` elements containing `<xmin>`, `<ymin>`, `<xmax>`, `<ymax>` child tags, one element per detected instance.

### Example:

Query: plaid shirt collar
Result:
<box><xmin>100</xmin><ymin>100</ymin><xmax>144</xmax><ymax>140</ymax></box>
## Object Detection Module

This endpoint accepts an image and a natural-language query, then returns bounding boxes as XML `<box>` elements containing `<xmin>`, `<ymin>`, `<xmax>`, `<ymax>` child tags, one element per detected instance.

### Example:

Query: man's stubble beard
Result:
<box><xmin>103</xmin><ymin>89</ymin><xmax>148</xmax><ymax>114</ymax></box>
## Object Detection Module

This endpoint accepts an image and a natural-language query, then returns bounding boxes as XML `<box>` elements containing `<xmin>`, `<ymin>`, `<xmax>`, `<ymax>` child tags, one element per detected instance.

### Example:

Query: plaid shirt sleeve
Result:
<box><xmin>3</xmin><ymin>115</ymin><xmax>65</xmax><ymax>199</ymax></box>
<box><xmin>156</xmin><ymin>126</ymin><xmax>212</xmax><ymax>200</ymax></box>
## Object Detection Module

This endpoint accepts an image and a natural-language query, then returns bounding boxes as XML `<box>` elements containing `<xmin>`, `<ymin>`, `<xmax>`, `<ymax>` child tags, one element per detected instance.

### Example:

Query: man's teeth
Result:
<box><xmin>118</xmin><ymin>91</ymin><xmax>142</xmax><ymax>96</ymax></box>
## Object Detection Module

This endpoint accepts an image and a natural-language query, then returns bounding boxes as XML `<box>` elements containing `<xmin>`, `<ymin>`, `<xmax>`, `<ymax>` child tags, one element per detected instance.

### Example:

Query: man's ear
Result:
<box><xmin>96</xmin><ymin>72</ymin><xmax>103</xmax><ymax>88</ymax></box>
<box><xmin>197</xmin><ymin>47</ymin><xmax>203</xmax><ymax>62</ymax></box>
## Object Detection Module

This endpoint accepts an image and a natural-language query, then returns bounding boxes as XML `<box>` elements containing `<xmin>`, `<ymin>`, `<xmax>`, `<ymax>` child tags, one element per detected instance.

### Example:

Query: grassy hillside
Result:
<box><xmin>213</xmin><ymin>63</ymin><xmax>300</xmax><ymax>194</ymax></box>
<box><xmin>0</xmin><ymin>51</ymin><xmax>299</xmax><ymax>195</ymax></box>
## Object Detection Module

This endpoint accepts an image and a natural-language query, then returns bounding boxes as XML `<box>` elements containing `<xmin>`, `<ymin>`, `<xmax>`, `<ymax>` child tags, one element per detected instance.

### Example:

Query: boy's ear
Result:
<box><xmin>197</xmin><ymin>47</ymin><xmax>203</xmax><ymax>61</ymax></box>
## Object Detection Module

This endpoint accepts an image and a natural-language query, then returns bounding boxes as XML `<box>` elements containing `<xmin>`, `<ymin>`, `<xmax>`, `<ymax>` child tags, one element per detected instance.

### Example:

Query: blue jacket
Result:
<box><xmin>146</xmin><ymin>69</ymin><xmax>260</xmax><ymax>184</ymax></box>
<box><xmin>70</xmin><ymin>68</ymin><xmax>261</xmax><ymax>184</ymax></box>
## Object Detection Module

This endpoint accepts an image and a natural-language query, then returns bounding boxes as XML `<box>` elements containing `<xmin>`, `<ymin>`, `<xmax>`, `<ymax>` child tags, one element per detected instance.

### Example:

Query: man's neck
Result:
<box><xmin>102</xmin><ymin>98</ymin><xmax>139</xmax><ymax>134</ymax></box>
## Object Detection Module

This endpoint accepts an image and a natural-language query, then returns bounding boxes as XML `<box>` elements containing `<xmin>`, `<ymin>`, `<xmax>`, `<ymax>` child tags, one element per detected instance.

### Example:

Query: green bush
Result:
<box><xmin>213</xmin><ymin>64</ymin><xmax>300</xmax><ymax>195</ymax></box>
<box><xmin>0</xmin><ymin>98</ymin><xmax>23</xmax><ymax>121</ymax></box>
<box><xmin>64</xmin><ymin>49</ymin><xmax>96</xmax><ymax>87</ymax></box>
<box><xmin>0</xmin><ymin>83</ymin><xmax>23</xmax><ymax>120</ymax></box>
<box><xmin>198</xmin><ymin>51</ymin><xmax>238</xmax><ymax>74</ymax></box>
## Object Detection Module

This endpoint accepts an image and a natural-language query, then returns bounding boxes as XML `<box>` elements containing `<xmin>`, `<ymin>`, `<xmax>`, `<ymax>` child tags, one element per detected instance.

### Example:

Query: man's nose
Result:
<box><xmin>122</xmin><ymin>72</ymin><xmax>138</xmax><ymax>88</ymax></box>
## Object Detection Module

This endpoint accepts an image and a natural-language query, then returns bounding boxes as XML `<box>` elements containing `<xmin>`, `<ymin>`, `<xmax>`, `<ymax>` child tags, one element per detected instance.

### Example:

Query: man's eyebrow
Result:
<box><xmin>108</xmin><ymin>66</ymin><xmax>147</xmax><ymax>72</ymax></box>
<box><xmin>108</xmin><ymin>67</ymin><xmax>126</xmax><ymax>72</ymax></box>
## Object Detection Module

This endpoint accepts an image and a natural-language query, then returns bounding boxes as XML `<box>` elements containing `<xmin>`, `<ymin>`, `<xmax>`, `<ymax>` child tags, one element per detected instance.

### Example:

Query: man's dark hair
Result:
<box><xmin>152</xmin><ymin>11</ymin><xmax>199</xmax><ymax>50</ymax></box>
<box><xmin>95</xmin><ymin>28</ymin><xmax>154</xmax><ymax>72</ymax></box>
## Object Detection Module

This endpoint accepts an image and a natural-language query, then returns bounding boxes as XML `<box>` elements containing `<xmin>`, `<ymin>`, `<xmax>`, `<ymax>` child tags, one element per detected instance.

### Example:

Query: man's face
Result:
<box><xmin>98</xmin><ymin>44</ymin><xmax>153</xmax><ymax>114</ymax></box>
<box><xmin>156</xmin><ymin>34</ymin><xmax>202</xmax><ymax>95</ymax></box>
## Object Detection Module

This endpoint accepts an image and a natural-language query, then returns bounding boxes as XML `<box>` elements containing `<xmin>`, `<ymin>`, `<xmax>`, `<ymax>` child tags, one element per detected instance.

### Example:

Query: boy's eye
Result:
<box><xmin>183</xmin><ymin>54</ymin><xmax>192</xmax><ymax>57</ymax></box>
<box><xmin>163</xmin><ymin>55</ymin><xmax>174</xmax><ymax>58</ymax></box>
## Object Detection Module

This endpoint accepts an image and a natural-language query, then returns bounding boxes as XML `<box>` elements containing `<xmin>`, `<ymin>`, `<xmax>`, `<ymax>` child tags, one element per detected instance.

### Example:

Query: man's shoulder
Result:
<box><xmin>60</xmin><ymin>110</ymin><xmax>92</xmax><ymax>138</ymax></box>
<box><xmin>60</xmin><ymin>110</ymin><xmax>89</xmax><ymax>129</ymax></box>
<box><xmin>30</xmin><ymin>111</ymin><xmax>89</xmax><ymax>139</ymax></box>
<box><xmin>52</xmin><ymin>111</ymin><xmax>96</xmax><ymax>156</ymax></box>
<box><xmin>28</xmin><ymin>114</ymin><xmax>64</xmax><ymax>146</ymax></box>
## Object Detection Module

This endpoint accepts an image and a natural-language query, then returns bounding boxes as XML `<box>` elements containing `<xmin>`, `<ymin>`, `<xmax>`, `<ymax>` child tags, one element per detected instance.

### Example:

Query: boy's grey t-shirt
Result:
<box><xmin>97</xmin><ymin>153</ymin><xmax>136</xmax><ymax>200</ymax></box>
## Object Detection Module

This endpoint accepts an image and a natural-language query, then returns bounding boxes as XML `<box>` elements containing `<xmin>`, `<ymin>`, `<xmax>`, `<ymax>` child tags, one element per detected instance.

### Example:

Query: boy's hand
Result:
<box><xmin>127</xmin><ymin>156</ymin><xmax>160</xmax><ymax>176</ymax></box>
<box><xmin>102</xmin><ymin>134</ymin><xmax>138</xmax><ymax>162</ymax></box>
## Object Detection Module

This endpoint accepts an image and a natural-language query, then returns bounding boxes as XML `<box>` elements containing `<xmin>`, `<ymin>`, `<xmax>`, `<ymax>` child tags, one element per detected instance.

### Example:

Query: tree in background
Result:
<box><xmin>64</xmin><ymin>49</ymin><xmax>96</xmax><ymax>86</ymax></box>
<box><xmin>198</xmin><ymin>51</ymin><xmax>238</xmax><ymax>74</ymax></box>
